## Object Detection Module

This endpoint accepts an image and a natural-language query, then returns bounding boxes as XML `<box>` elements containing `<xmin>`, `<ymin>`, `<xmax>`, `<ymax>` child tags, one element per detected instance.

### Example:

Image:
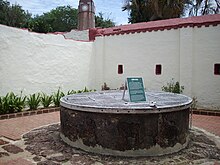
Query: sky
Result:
<box><xmin>7</xmin><ymin>0</ymin><xmax>129</xmax><ymax>25</ymax></box>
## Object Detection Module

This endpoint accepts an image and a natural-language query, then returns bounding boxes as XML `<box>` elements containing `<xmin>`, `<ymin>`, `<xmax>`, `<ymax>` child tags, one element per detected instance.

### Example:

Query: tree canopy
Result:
<box><xmin>0</xmin><ymin>0</ymin><xmax>115</xmax><ymax>33</ymax></box>
<box><xmin>95</xmin><ymin>12</ymin><xmax>115</xmax><ymax>28</ymax></box>
<box><xmin>0</xmin><ymin>0</ymin><xmax>31</xmax><ymax>27</ymax></box>
<box><xmin>122</xmin><ymin>0</ymin><xmax>220</xmax><ymax>23</ymax></box>
<box><xmin>27</xmin><ymin>6</ymin><xmax>78</xmax><ymax>33</ymax></box>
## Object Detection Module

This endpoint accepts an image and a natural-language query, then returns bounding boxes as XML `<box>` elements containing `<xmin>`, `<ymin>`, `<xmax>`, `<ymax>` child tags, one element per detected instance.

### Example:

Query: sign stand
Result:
<box><xmin>122</xmin><ymin>77</ymin><xmax>147</xmax><ymax>102</ymax></box>
<box><xmin>122</xmin><ymin>80</ymin><xmax>127</xmax><ymax>101</ymax></box>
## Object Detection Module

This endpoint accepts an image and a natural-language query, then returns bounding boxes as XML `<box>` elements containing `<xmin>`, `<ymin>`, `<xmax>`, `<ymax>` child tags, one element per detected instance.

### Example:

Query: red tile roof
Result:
<box><xmin>89</xmin><ymin>14</ymin><xmax>220</xmax><ymax>41</ymax></box>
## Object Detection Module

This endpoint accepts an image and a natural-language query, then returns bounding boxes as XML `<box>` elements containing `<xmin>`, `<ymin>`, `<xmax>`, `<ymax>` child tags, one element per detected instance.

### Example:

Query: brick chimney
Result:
<box><xmin>78</xmin><ymin>0</ymin><xmax>95</xmax><ymax>30</ymax></box>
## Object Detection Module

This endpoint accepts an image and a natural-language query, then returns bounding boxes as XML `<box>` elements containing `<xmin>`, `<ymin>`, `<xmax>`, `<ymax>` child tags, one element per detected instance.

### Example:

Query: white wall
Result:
<box><xmin>0</xmin><ymin>25</ymin><xmax>93</xmax><ymax>95</ymax></box>
<box><xmin>93</xmin><ymin>25</ymin><xmax>220</xmax><ymax>110</ymax></box>
<box><xmin>63</xmin><ymin>29</ymin><xmax>89</xmax><ymax>41</ymax></box>
<box><xmin>193</xmin><ymin>25</ymin><xmax>220</xmax><ymax>110</ymax></box>
<box><xmin>93</xmin><ymin>30</ymin><xmax>181</xmax><ymax>91</ymax></box>
<box><xmin>0</xmin><ymin>24</ymin><xmax>219</xmax><ymax>110</ymax></box>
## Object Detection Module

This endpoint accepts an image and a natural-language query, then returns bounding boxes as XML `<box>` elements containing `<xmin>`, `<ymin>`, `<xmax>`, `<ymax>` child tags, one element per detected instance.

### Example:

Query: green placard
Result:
<box><xmin>127</xmin><ymin>77</ymin><xmax>146</xmax><ymax>102</ymax></box>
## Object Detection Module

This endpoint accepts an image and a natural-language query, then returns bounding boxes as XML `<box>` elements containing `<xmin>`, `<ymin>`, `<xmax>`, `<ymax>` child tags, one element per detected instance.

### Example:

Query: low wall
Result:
<box><xmin>0</xmin><ymin>25</ymin><xmax>93</xmax><ymax>95</ymax></box>
<box><xmin>0</xmin><ymin>15</ymin><xmax>220</xmax><ymax>110</ymax></box>
<box><xmin>92</xmin><ymin>24</ymin><xmax>220</xmax><ymax>110</ymax></box>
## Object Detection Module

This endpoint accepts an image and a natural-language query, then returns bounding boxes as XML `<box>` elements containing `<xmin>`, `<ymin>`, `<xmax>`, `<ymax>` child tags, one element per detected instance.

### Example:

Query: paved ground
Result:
<box><xmin>0</xmin><ymin>111</ymin><xmax>60</xmax><ymax>141</ymax></box>
<box><xmin>192</xmin><ymin>114</ymin><xmax>220</xmax><ymax>137</ymax></box>
<box><xmin>0</xmin><ymin>112</ymin><xmax>219</xmax><ymax>165</ymax></box>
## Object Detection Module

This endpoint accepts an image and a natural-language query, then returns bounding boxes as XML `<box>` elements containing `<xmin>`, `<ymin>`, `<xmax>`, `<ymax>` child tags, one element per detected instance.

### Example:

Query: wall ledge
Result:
<box><xmin>0</xmin><ymin>107</ymin><xmax>60</xmax><ymax>120</ymax></box>
<box><xmin>89</xmin><ymin>14</ymin><xmax>220</xmax><ymax>40</ymax></box>
<box><xmin>193</xmin><ymin>109</ymin><xmax>220</xmax><ymax>116</ymax></box>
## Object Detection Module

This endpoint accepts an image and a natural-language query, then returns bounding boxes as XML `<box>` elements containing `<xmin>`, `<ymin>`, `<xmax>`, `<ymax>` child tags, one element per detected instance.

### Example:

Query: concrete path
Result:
<box><xmin>0</xmin><ymin>112</ymin><xmax>219</xmax><ymax>165</ymax></box>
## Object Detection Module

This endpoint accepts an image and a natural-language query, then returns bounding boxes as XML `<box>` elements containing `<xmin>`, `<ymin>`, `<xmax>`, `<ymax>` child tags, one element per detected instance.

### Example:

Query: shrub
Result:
<box><xmin>41</xmin><ymin>93</ymin><xmax>53</xmax><ymax>108</ymax></box>
<box><xmin>191</xmin><ymin>97</ymin><xmax>198</xmax><ymax>110</ymax></box>
<box><xmin>13</xmin><ymin>93</ymin><xmax>26</xmax><ymax>112</ymax></box>
<box><xmin>67</xmin><ymin>90</ymin><xmax>76</xmax><ymax>95</ymax></box>
<box><xmin>0</xmin><ymin>92</ymin><xmax>26</xmax><ymax>114</ymax></box>
<box><xmin>0</xmin><ymin>96</ymin><xmax>3</xmax><ymax>114</ymax></box>
<box><xmin>77</xmin><ymin>90</ymin><xmax>83</xmax><ymax>93</ymax></box>
<box><xmin>0</xmin><ymin>87</ymin><xmax>97</xmax><ymax>115</ymax></box>
<box><xmin>101</xmin><ymin>83</ymin><xmax>110</xmax><ymax>90</ymax></box>
<box><xmin>162</xmin><ymin>79</ymin><xmax>184</xmax><ymax>94</ymax></box>
<box><xmin>53</xmin><ymin>89</ymin><xmax>65</xmax><ymax>107</ymax></box>
<box><xmin>27</xmin><ymin>93</ymin><xmax>41</xmax><ymax>110</ymax></box>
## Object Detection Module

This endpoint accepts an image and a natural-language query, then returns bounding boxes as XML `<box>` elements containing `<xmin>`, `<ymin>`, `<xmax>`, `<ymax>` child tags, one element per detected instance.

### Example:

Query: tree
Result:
<box><xmin>0</xmin><ymin>0</ymin><xmax>31</xmax><ymax>27</ymax></box>
<box><xmin>95</xmin><ymin>12</ymin><xmax>115</xmax><ymax>28</ymax></box>
<box><xmin>184</xmin><ymin>0</ymin><xmax>220</xmax><ymax>16</ymax></box>
<box><xmin>27</xmin><ymin>6</ymin><xmax>78</xmax><ymax>33</ymax></box>
<box><xmin>122</xmin><ymin>0</ymin><xmax>185</xmax><ymax>23</ymax></box>
<box><xmin>27</xmin><ymin>15</ymin><xmax>53</xmax><ymax>33</ymax></box>
<box><xmin>122</xmin><ymin>0</ymin><xmax>220</xmax><ymax>23</ymax></box>
<box><xmin>28</xmin><ymin>7</ymin><xmax>115</xmax><ymax>33</ymax></box>
<box><xmin>1</xmin><ymin>1</ymin><xmax>115</xmax><ymax>33</ymax></box>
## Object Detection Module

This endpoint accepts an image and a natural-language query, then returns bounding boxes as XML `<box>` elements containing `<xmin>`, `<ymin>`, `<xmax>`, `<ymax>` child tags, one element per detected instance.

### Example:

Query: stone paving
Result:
<box><xmin>192</xmin><ymin>114</ymin><xmax>220</xmax><ymax>137</ymax></box>
<box><xmin>0</xmin><ymin>111</ymin><xmax>60</xmax><ymax>140</ymax></box>
<box><xmin>0</xmin><ymin>112</ymin><xmax>219</xmax><ymax>165</ymax></box>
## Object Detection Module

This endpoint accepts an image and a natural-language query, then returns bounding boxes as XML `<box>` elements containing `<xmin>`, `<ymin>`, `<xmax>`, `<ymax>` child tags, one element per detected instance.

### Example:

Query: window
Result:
<box><xmin>155</xmin><ymin>64</ymin><xmax>162</xmax><ymax>75</ymax></box>
<box><xmin>118</xmin><ymin>65</ymin><xmax>123</xmax><ymax>74</ymax></box>
<box><xmin>214</xmin><ymin>64</ymin><xmax>220</xmax><ymax>75</ymax></box>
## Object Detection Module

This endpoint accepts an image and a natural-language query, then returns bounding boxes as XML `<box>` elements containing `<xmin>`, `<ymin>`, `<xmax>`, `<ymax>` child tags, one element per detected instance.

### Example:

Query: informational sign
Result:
<box><xmin>126</xmin><ymin>77</ymin><xmax>146</xmax><ymax>102</ymax></box>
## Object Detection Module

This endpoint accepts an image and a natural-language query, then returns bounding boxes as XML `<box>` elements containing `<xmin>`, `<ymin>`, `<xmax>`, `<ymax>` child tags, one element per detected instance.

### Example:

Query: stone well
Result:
<box><xmin>60</xmin><ymin>91</ymin><xmax>192</xmax><ymax>157</ymax></box>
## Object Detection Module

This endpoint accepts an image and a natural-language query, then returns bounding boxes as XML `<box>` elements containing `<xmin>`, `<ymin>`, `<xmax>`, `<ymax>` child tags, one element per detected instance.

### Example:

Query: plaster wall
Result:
<box><xmin>93</xmin><ymin>25</ymin><xmax>220</xmax><ymax>109</ymax></box>
<box><xmin>193</xmin><ymin>25</ymin><xmax>220</xmax><ymax>109</ymax></box>
<box><xmin>0</xmin><ymin>23</ymin><xmax>219</xmax><ymax>110</ymax></box>
<box><xmin>0</xmin><ymin>25</ymin><xmax>93</xmax><ymax>95</ymax></box>
<box><xmin>94</xmin><ymin>30</ymin><xmax>180</xmax><ymax>91</ymax></box>
<box><xmin>63</xmin><ymin>29</ymin><xmax>89</xmax><ymax>41</ymax></box>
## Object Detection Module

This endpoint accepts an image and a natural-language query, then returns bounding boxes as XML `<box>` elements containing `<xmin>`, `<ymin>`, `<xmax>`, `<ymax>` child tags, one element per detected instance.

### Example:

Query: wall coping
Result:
<box><xmin>0</xmin><ymin>107</ymin><xmax>60</xmax><ymax>120</ymax></box>
<box><xmin>89</xmin><ymin>14</ymin><xmax>220</xmax><ymax>40</ymax></box>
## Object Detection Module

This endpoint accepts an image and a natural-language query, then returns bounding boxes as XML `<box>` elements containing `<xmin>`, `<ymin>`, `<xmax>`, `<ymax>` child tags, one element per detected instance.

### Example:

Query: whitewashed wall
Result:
<box><xmin>93</xmin><ymin>30</ymin><xmax>181</xmax><ymax>91</ymax></box>
<box><xmin>63</xmin><ymin>29</ymin><xmax>89</xmax><ymax>41</ymax></box>
<box><xmin>0</xmin><ymin>24</ymin><xmax>219</xmax><ymax>110</ymax></box>
<box><xmin>0</xmin><ymin>25</ymin><xmax>93</xmax><ymax>95</ymax></box>
<box><xmin>192</xmin><ymin>25</ymin><xmax>220</xmax><ymax>110</ymax></box>
<box><xmin>93</xmin><ymin>25</ymin><xmax>220</xmax><ymax>110</ymax></box>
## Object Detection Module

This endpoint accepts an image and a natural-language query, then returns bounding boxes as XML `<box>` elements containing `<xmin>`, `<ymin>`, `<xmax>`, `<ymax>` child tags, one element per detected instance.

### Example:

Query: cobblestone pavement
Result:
<box><xmin>0</xmin><ymin>112</ymin><xmax>219</xmax><ymax>165</ymax></box>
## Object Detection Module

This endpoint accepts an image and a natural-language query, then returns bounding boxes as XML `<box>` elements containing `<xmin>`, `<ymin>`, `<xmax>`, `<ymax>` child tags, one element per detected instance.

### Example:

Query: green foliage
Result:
<box><xmin>27</xmin><ymin>6</ymin><xmax>78</xmax><ymax>33</ymax></box>
<box><xmin>0</xmin><ymin>92</ymin><xmax>26</xmax><ymax>114</ymax></box>
<box><xmin>0</xmin><ymin>97</ymin><xmax>2</xmax><ymax>113</ymax></box>
<box><xmin>0</xmin><ymin>0</ymin><xmax>31</xmax><ymax>28</ymax></box>
<box><xmin>67</xmin><ymin>88</ymin><xmax>95</xmax><ymax>95</ymax></box>
<box><xmin>83</xmin><ymin>87</ymin><xmax>89</xmax><ymax>93</ymax></box>
<box><xmin>27</xmin><ymin>93</ymin><xmax>41</xmax><ymax>110</ymax></box>
<box><xmin>122</xmin><ymin>0</ymin><xmax>185</xmax><ymax>23</ymax></box>
<box><xmin>95</xmin><ymin>12</ymin><xmax>115</xmax><ymax>28</ymax></box>
<box><xmin>77</xmin><ymin>90</ymin><xmax>83</xmax><ymax>94</ymax></box>
<box><xmin>28</xmin><ymin>8</ymin><xmax>115</xmax><ymax>33</ymax></box>
<box><xmin>162</xmin><ymin>79</ymin><xmax>184</xmax><ymax>94</ymax></box>
<box><xmin>184</xmin><ymin>0</ymin><xmax>220</xmax><ymax>17</ymax></box>
<box><xmin>53</xmin><ymin>88</ymin><xmax>65</xmax><ymax>107</ymax></box>
<box><xmin>1</xmin><ymin>1</ymin><xmax>115</xmax><ymax>33</ymax></box>
<box><xmin>27</xmin><ymin>16</ymin><xmax>53</xmax><ymax>33</ymax></box>
<box><xmin>41</xmin><ymin>93</ymin><xmax>53</xmax><ymax>108</ymax></box>
<box><xmin>67</xmin><ymin>90</ymin><xmax>76</xmax><ymax>95</ymax></box>
<box><xmin>0</xmin><ymin>87</ymin><xmax>96</xmax><ymax>114</ymax></box>
<box><xmin>122</xmin><ymin>0</ymin><xmax>220</xmax><ymax>23</ymax></box>
<box><xmin>191</xmin><ymin>97</ymin><xmax>198</xmax><ymax>110</ymax></box>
